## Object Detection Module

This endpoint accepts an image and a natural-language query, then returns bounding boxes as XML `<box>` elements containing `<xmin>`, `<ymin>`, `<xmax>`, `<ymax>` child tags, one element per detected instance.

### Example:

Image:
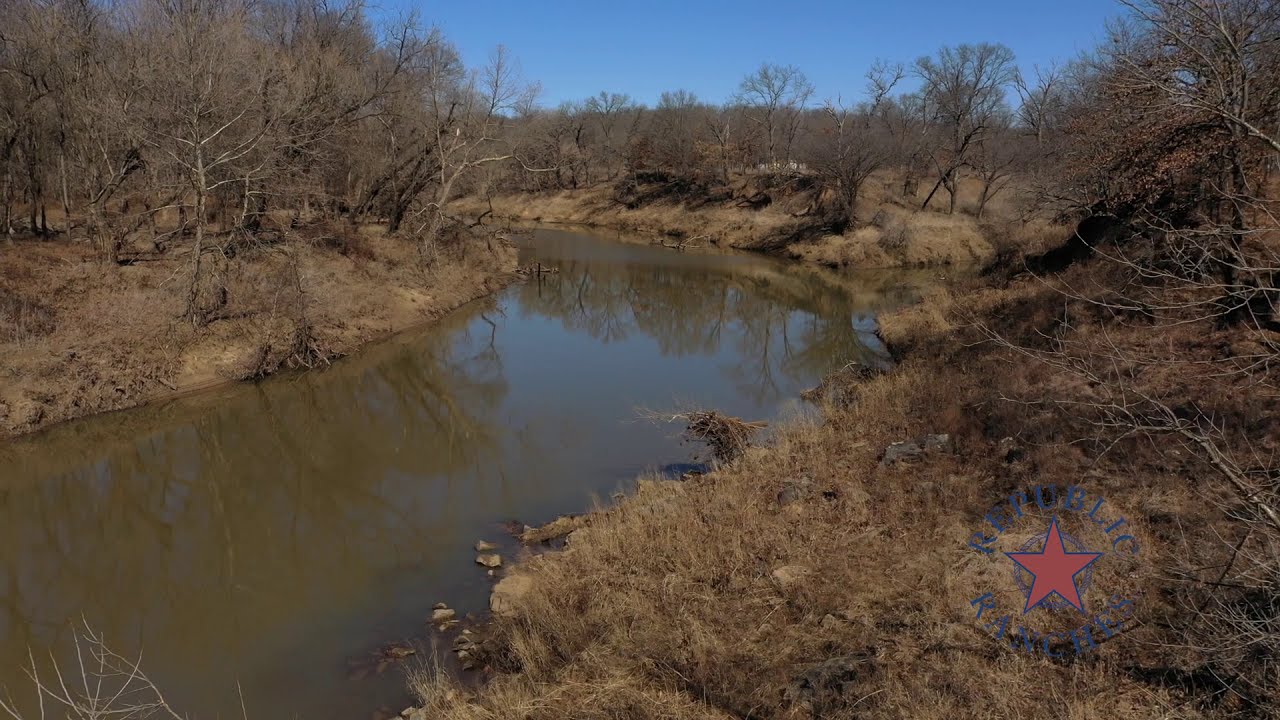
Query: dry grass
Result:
<box><xmin>788</xmin><ymin>205</ymin><xmax>996</xmax><ymax>269</ymax></box>
<box><xmin>410</xmin><ymin>250</ymin><xmax>1276</xmax><ymax>718</ymax></box>
<box><xmin>458</xmin><ymin>170</ymin><xmax>1060</xmax><ymax>271</ymax></box>
<box><xmin>0</xmin><ymin>227</ymin><xmax>515</xmax><ymax>438</ymax></box>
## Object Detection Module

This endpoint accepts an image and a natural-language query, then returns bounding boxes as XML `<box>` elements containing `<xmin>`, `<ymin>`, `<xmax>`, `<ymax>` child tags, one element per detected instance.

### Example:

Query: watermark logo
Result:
<box><xmin>967</xmin><ymin>485</ymin><xmax>1141</xmax><ymax>657</ymax></box>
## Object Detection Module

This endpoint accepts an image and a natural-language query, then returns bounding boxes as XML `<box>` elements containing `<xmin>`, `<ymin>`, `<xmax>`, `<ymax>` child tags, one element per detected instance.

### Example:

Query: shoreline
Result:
<box><xmin>19</xmin><ymin>273</ymin><xmax>514</xmax><ymax>445</ymax></box>
<box><xmin>405</xmin><ymin>215</ymin><xmax>1257</xmax><ymax>716</ymax></box>
<box><xmin>456</xmin><ymin>182</ymin><xmax>1055</xmax><ymax>270</ymax></box>
<box><xmin>0</xmin><ymin>235</ymin><xmax>519</xmax><ymax>443</ymax></box>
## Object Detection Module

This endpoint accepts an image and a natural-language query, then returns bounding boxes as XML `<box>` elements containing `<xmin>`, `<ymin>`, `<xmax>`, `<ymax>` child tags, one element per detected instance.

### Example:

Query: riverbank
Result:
<box><xmin>0</xmin><ymin>227</ymin><xmax>516</xmax><ymax>439</ymax></box>
<box><xmin>456</xmin><ymin>175</ymin><xmax>1061</xmax><ymax>270</ymax></box>
<box><xmin>408</xmin><ymin>235</ymin><xmax>1275</xmax><ymax>717</ymax></box>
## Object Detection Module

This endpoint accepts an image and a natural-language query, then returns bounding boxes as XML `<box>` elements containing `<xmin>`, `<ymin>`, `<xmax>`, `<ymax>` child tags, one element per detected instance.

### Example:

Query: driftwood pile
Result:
<box><xmin>681</xmin><ymin>411</ymin><xmax>767</xmax><ymax>463</ymax></box>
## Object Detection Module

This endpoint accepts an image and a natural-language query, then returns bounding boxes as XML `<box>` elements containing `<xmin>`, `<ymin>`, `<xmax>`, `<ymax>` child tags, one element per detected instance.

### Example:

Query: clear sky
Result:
<box><xmin>376</xmin><ymin>1</ymin><xmax>1122</xmax><ymax>107</ymax></box>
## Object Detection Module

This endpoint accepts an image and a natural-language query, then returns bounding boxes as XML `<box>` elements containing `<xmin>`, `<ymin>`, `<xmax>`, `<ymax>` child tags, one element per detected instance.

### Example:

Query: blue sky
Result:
<box><xmin>376</xmin><ymin>1</ymin><xmax>1122</xmax><ymax>107</ymax></box>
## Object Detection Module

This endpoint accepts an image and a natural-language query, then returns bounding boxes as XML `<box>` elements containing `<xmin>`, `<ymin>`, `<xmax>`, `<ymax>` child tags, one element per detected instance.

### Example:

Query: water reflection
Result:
<box><xmin>0</xmin><ymin>228</ymin><xmax>926</xmax><ymax>720</ymax></box>
<box><xmin>514</xmin><ymin>230</ymin><xmax>901</xmax><ymax>403</ymax></box>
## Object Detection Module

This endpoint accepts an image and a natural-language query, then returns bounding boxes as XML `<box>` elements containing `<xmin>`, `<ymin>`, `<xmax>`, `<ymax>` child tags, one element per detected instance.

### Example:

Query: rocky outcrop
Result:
<box><xmin>490</xmin><ymin>573</ymin><xmax>534</xmax><ymax>617</ymax></box>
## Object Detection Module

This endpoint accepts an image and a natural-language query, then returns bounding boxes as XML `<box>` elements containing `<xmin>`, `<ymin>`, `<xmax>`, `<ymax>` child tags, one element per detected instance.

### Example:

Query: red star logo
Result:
<box><xmin>1005</xmin><ymin>517</ymin><xmax>1102</xmax><ymax>614</ymax></box>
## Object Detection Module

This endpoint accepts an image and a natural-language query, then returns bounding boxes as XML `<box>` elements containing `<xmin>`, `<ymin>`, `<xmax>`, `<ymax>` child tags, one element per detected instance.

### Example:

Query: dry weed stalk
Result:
<box><xmin>0</xmin><ymin>624</ymin><xmax>190</xmax><ymax>720</ymax></box>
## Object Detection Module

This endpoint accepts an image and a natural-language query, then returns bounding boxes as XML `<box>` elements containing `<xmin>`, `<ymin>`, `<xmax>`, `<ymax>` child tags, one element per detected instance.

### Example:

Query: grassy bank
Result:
<box><xmin>457</xmin><ymin>173</ymin><xmax>1061</xmax><ymax>271</ymax></box>
<box><xmin>407</xmin><ymin>238</ymin><xmax>1276</xmax><ymax>718</ymax></box>
<box><xmin>0</xmin><ymin>227</ymin><xmax>515</xmax><ymax>439</ymax></box>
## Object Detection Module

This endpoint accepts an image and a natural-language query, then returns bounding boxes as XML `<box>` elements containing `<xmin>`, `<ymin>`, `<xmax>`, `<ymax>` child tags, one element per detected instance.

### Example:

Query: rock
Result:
<box><xmin>431</xmin><ymin>607</ymin><xmax>456</xmax><ymax>624</ymax></box>
<box><xmin>786</xmin><ymin>654</ymin><xmax>876</xmax><ymax>716</ymax></box>
<box><xmin>432</xmin><ymin>602</ymin><xmax>447</xmax><ymax>610</ymax></box>
<box><xmin>490</xmin><ymin>573</ymin><xmax>534</xmax><ymax>617</ymax></box>
<box><xmin>777</xmin><ymin>486</ymin><xmax>803</xmax><ymax>505</ymax></box>
<box><xmin>777</xmin><ymin>477</ymin><xmax>815</xmax><ymax>506</ymax></box>
<box><xmin>474</xmin><ymin>540</ymin><xmax>498</xmax><ymax>552</ymax></box>
<box><xmin>771</xmin><ymin>565</ymin><xmax>813</xmax><ymax>590</ymax></box>
<box><xmin>459</xmin><ymin>655</ymin><xmax>478</xmax><ymax>671</ymax></box>
<box><xmin>881</xmin><ymin>440</ymin><xmax>923</xmax><ymax>465</ymax></box>
<box><xmin>777</xmin><ymin>475</ymin><xmax>816</xmax><ymax>506</ymax></box>
<box><xmin>881</xmin><ymin>433</ymin><xmax>950</xmax><ymax>465</ymax></box>
<box><xmin>520</xmin><ymin>514</ymin><xmax>589</xmax><ymax>544</ymax></box>
<box><xmin>921</xmin><ymin>433</ymin><xmax>950</xmax><ymax>451</ymax></box>
<box><xmin>487</xmin><ymin>569</ymin><xmax>495</xmax><ymax>578</ymax></box>
<box><xmin>475</xmin><ymin>553</ymin><xmax>502</xmax><ymax>568</ymax></box>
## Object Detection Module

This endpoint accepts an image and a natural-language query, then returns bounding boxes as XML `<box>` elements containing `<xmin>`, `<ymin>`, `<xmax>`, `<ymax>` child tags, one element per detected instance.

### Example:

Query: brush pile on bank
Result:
<box><xmin>681</xmin><ymin>411</ymin><xmax>767</xmax><ymax>463</ymax></box>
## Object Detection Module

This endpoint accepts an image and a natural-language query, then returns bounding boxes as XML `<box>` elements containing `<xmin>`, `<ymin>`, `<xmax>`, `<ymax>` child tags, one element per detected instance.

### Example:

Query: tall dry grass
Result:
<box><xmin>411</xmin><ymin>247</ymin><xmax>1273</xmax><ymax>718</ymax></box>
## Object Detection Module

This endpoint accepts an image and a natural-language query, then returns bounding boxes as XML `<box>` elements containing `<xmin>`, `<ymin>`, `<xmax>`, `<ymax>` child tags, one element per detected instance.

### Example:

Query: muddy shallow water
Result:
<box><xmin>0</xmin><ymin>228</ymin><xmax>926</xmax><ymax>719</ymax></box>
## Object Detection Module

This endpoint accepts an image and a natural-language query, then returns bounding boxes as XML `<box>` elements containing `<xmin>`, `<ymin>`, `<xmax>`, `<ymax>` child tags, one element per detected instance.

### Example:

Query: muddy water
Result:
<box><xmin>0</xmin><ymin>228</ymin><xmax>924</xmax><ymax>719</ymax></box>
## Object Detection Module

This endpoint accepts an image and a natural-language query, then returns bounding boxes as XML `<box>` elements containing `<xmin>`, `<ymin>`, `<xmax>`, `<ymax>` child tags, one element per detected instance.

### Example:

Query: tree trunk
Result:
<box><xmin>188</xmin><ymin>151</ymin><xmax>207</xmax><ymax>328</ymax></box>
<box><xmin>28</xmin><ymin>188</ymin><xmax>38</xmax><ymax>236</ymax></box>
<box><xmin>921</xmin><ymin>171</ymin><xmax>948</xmax><ymax>211</ymax></box>
<box><xmin>59</xmin><ymin>146</ymin><xmax>71</xmax><ymax>231</ymax></box>
<box><xmin>3</xmin><ymin>167</ymin><xmax>12</xmax><ymax>239</ymax></box>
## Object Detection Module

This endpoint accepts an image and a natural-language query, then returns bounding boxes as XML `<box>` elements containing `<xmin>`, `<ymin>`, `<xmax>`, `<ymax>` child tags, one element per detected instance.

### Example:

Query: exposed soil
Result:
<box><xmin>0</xmin><ymin>228</ymin><xmax>515</xmax><ymax>439</ymax></box>
<box><xmin>457</xmin><ymin>172</ymin><xmax>1062</xmax><ymax>270</ymax></box>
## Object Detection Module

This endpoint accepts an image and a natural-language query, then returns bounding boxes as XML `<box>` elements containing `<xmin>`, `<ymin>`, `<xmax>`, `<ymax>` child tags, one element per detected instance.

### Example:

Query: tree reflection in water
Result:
<box><xmin>514</xmin><ymin>230</ymin><xmax>911</xmax><ymax>404</ymax></box>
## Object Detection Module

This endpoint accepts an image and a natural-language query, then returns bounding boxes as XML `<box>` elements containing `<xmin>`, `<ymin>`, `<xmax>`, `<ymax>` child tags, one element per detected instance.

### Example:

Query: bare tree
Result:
<box><xmin>736</xmin><ymin>63</ymin><xmax>814</xmax><ymax>167</ymax></box>
<box><xmin>806</xmin><ymin>66</ymin><xmax>900</xmax><ymax>227</ymax></box>
<box><xmin>993</xmin><ymin>1</ymin><xmax>1280</xmax><ymax>704</ymax></box>
<box><xmin>1014</xmin><ymin>62</ymin><xmax>1066</xmax><ymax>148</ymax></box>
<box><xmin>970</xmin><ymin>111</ymin><xmax>1021</xmax><ymax>219</ymax></box>
<box><xmin>914</xmin><ymin>43</ymin><xmax>1018</xmax><ymax>213</ymax></box>
<box><xmin>705</xmin><ymin>104</ymin><xmax>745</xmax><ymax>185</ymax></box>
<box><xmin>648</xmin><ymin>89</ymin><xmax>706</xmax><ymax>178</ymax></box>
<box><xmin>877</xmin><ymin>92</ymin><xmax>930</xmax><ymax>200</ymax></box>
<box><xmin>411</xmin><ymin>44</ymin><xmax>537</xmax><ymax>261</ymax></box>
<box><xmin>583</xmin><ymin>91</ymin><xmax>637</xmax><ymax>181</ymax></box>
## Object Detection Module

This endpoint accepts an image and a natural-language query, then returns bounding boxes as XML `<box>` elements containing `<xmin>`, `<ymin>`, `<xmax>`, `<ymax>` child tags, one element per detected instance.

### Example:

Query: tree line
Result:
<box><xmin>501</xmin><ymin>46</ymin><xmax>1039</xmax><ymax>227</ymax></box>
<box><xmin>2</xmin><ymin>0</ymin><xmax>1278</xmax><ymax>326</ymax></box>
<box><xmin>1</xmin><ymin>0</ymin><xmax>535</xmax><ymax>325</ymax></box>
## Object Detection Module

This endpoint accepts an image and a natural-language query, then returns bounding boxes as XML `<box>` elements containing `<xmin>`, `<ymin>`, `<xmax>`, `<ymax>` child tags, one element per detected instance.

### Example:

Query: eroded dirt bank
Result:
<box><xmin>456</xmin><ymin>176</ymin><xmax>1061</xmax><ymax>271</ymax></box>
<box><xmin>0</xmin><ymin>230</ymin><xmax>515</xmax><ymax>439</ymax></box>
